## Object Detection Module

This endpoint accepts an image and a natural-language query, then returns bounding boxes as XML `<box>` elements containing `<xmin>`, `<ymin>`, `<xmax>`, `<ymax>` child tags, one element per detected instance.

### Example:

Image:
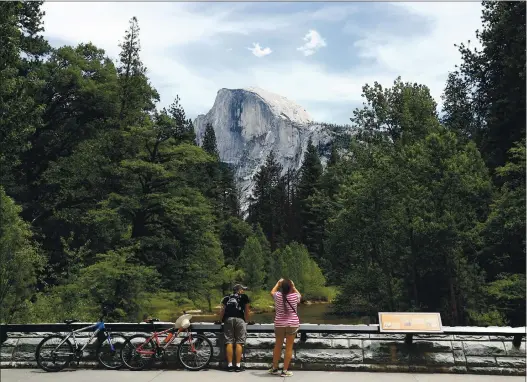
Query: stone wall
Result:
<box><xmin>1</xmin><ymin>328</ymin><xmax>525</xmax><ymax>375</ymax></box>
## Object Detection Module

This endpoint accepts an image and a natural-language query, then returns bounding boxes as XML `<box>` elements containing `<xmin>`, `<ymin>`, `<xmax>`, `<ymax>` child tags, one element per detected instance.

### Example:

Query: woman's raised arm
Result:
<box><xmin>291</xmin><ymin>280</ymin><xmax>301</xmax><ymax>300</ymax></box>
<box><xmin>270</xmin><ymin>278</ymin><xmax>283</xmax><ymax>296</ymax></box>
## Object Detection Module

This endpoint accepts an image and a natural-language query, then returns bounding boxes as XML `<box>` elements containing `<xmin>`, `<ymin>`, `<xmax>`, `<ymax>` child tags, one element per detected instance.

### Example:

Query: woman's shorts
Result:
<box><xmin>274</xmin><ymin>326</ymin><xmax>299</xmax><ymax>336</ymax></box>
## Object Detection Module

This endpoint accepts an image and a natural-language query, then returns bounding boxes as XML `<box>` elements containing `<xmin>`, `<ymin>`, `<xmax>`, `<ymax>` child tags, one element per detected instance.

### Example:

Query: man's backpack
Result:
<box><xmin>224</xmin><ymin>293</ymin><xmax>243</xmax><ymax>317</ymax></box>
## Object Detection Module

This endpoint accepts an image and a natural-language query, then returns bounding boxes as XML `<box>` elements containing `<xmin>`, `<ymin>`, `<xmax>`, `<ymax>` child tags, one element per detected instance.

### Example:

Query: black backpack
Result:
<box><xmin>224</xmin><ymin>293</ymin><xmax>243</xmax><ymax>317</ymax></box>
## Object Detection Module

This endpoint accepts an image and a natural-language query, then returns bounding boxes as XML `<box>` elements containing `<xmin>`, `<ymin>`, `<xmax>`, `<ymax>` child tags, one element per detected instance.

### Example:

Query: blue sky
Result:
<box><xmin>42</xmin><ymin>2</ymin><xmax>482</xmax><ymax>125</ymax></box>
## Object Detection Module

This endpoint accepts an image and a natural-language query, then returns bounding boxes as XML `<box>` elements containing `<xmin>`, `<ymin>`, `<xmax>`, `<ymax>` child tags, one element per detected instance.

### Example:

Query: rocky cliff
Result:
<box><xmin>194</xmin><ymin>87</ymin><xmax>347</xmax><ymax>211</ymax></box>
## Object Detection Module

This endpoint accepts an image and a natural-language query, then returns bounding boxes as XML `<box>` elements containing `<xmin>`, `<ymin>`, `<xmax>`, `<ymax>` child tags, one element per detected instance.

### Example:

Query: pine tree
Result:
<box><xmin>296</xmin><ymin>138</ymin><xmax>323</xmax><ymax>257</ymax></box>
<box><xmin>247</xmin><ymin>151</ymin><xmax>287</xmax><ymax>250</ymax></box>
<box><xmin>117</xmin><ymin>16</ymin><xmax>159</xmax><ymax>128</ymax></box>
<box><xmin>328</xmin><ymin>144</ymin><xmax>340</xmax><ymax>167</ymax></box>
<box><xmin>442</xmin><ymin>2</ymin><xmax>526</xmax><ymax>174</ymax></box>
<box><xmin>297</xmin><ymin>138</ymin><xmax>323</xmax><ymax>202</ymax></box>
<box><xmin>168</xmin><ymin>96</ymin><xmax>195</xmax><ymax>145</ymax></box>
<box><xmin>202</xmin><ymin>123</ymin><xmax>219</xmax><ymax>158</ymax></box>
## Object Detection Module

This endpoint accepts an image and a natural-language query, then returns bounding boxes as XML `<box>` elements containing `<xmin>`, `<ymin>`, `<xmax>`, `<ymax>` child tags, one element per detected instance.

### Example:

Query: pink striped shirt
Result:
<box><xmin>273</xmin><ymin>291</ymin><xmax>300</xmax><ymax>327</ymax></box>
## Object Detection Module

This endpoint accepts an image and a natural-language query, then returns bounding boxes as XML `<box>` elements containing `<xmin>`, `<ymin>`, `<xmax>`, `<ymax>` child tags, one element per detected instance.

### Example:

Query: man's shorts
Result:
<box><xmin>274</xmin><ymin>326</ymin><xmax>299</xmax><ymax>337</ymax></box>
<box><xmin>224</xmin><ymin>317</ymin><xmax>247</xmax><ymax>344</ymax></box>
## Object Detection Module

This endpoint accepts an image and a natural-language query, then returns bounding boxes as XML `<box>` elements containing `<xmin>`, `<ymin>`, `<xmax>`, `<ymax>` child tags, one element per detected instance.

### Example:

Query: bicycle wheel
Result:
<box><xmin>121</xmin><ymin>334</ymin><xmax>155</xmax><ymax>371</ymax></box>
<box><xmin>97</xmin><ymin>333</ymin><xmax>127</xmax><ymax>370</ymax></box>
<box><xmin>177</xmin><ymin>334</ymin><xmax>213</xmax><ymax>371</ymax></box>
<box><xmin>35</xmin><ymin>335</ymin><xmax>74</xmax><ymax>372</ymax></box>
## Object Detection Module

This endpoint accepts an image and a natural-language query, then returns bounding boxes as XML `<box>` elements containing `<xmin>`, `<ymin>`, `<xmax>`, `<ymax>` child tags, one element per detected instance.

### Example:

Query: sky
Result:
<box><xmin>41</xmin><ymin>2</ymin><xmax>483</xmax><ymax>125</ymax></box>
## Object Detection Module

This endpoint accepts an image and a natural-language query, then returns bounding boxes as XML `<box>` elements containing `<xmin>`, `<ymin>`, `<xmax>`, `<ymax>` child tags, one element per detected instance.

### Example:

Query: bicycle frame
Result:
<box><xmin>135</xmin><ymin>327</ymin><xmax>195</xmax><ymax>355</ymax></box>
<box><xmin>51</xmin><ymin>322</ymin><xmax>114</xmax><ymax>356</ymax></box>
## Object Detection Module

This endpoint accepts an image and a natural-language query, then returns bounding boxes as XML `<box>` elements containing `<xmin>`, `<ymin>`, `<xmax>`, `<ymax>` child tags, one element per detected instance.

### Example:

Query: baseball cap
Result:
<box><xmin>233</xmin><ymin>284</ymin><xmax>248</xmax><ymax>292</ymax></box>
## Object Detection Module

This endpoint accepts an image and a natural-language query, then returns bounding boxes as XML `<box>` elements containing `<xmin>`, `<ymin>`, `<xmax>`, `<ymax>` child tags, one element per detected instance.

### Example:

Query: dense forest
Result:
<box><xmin>0</xmin><ymin>1</ymin><xmax>524</xmax><ymax>326</ymax></box>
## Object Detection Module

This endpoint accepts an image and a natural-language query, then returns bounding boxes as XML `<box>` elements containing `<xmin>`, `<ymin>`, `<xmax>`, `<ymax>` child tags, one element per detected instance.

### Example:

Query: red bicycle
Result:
<box><xmin>120</xmin><ymin>314</ymin><xmax>213</xmax><ymax>371</ymax></box>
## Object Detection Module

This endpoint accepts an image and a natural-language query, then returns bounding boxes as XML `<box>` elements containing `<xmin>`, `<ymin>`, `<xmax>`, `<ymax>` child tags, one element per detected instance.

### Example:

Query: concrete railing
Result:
<box><xmin>0</xmin><ymin>323</ymin><xmax>525</xmax><ymax>375</ymax></box>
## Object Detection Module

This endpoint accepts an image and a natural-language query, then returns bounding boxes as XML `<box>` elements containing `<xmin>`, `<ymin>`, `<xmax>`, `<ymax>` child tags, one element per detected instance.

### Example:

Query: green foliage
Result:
<box><xmin>0</xmin><ymin>1</ymin><xmax>48</xmax><ymax>175</ymax></box>
<box><xmin>351</xmin><ymin>76</ymin><xmax>439</xmax><ymax>145</ymax></box>
<box><xmin>117</xmin><ymin>16</ymin><xmax>159</xmax><ymax>128</ymax></box>
<box><xmin>219</xmin><ymin>265</ymin><xmax>245</xmax><ymax>296</ymax></box>
<box><xmin>0</xmin><ymin>2</ymin><xmax>524</xmax><ymax>327</ymax></box>
<box><xmin>327</xmin><ymin>76</ymin><xmax>494</xmax><ymax>325</ymax></box>
<box><xmin>247</xmin><ymin>151</ymin><xmax>288</xmax><ymax>250</ymax></box>
<box><xmin>479</xmin><ymin>140</ymin><xmax>526</xmax><ymax>280</ymax></box>
<box><xmin>187</xmin><ymin>231</ymin><xmax>225</xmax><ymax>312</ymax></box>
<box><xmin>219</xmin><ymin>216</ymin><xmax>252</xmax><ymax>265</ymax></box>
<box><xmin>0</xmin><ymin>187</ymin><xmax>44</xmax><ymax>322</ymax></box>
<box><xmin>76</xmin><ymin>246</ymin><xmax>160</xmax><ymax>320</ymax></box>
<box><xmin>296</xmin><ymin>139</ymin><xmax>325</xmax><ymax>259</ymax></box>
<box><xmin>442</xmin><ymin>2</ymin><xmax>525</xmax><ymax>173</ymax></box>
<box><xmin>271</xmin><ymin>242</ymin><xmax>326</xmax><ymax>300</ymax></box>
<box><xmin>238</xmin><ymin>236</ymin><xmax>266</xmax><ymax>290</ymax></box>
<box><xmin>202</xmin><ymin>123</ymin><xmax>219</xmax><ymax>158</ymax></box>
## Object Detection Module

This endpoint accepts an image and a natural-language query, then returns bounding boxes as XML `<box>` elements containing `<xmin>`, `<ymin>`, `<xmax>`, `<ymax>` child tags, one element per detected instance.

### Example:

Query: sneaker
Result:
<box><xmin>227</xmin><ymin>365</ymin><xmax>235</xmax><ymax>372</ymax></box>
<box><xmin>234</xmin><ymin>366</ymin><xmax>244</xmax><ymax>372</ymax></box>
<box><xmin>267</xmin><ymin>368</ymin><xmax>280</xmax><ymax>375</ymax></box>
<box><xmin>281</xmin><ymin>370</ymin><xmax>293</xmax><ymax>377</ymax></box>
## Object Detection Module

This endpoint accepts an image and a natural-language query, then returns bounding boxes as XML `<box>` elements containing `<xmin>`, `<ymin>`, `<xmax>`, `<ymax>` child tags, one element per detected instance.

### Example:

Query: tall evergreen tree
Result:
<box><xmin>117</xmin><ymin>16</ymin><xmax>159</xmax><ymax>128</ymax></box>
<box><xmin>296</xmin><ymin>138</ymin><xmax>324</xmax><ymax>258</ymax></box>
<box><xmin>202</xmin><ymin>123</ymin><xmax>219</xmax><ymax>158</ymax></box>
<box><xmin>247</xmin><ymin>151</ymin><xmax>287</xmax><ymax>250</ymax></box>
<box><xmin>442</xmin><ymin>1</ymin><xmax>526</xmax><ymax>174</ymax></box>
<box><xmin>0</xmin><ymin>1</ymin><xmax>48</xmax><ymax>185</ymax></box>
<box><xmin>167</xmin><ymin>95</ymin><xmax>195</xmax><ymax>145</ymax></box>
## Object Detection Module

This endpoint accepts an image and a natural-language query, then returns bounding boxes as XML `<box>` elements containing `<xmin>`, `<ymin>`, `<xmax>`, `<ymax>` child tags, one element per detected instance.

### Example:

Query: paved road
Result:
<box><xmin>1</xmin><ymin>369</ymin><xmax>524</xmax><ymax>382</ymax></box>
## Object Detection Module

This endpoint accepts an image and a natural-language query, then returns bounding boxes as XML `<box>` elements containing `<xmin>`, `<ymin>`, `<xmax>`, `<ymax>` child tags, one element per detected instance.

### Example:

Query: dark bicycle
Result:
<box><xmin>35</xmin><ymin>312</ymin><xmax>127</xmax><ymax>372</ymax></box>
<box><xmin>121</xmin><ymin>314</ymin><xmax>213</xmax><ymax>371</ymax></box>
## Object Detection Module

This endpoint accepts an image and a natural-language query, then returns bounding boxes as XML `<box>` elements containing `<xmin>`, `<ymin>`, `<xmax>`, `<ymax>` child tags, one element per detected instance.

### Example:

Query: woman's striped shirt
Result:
<box><xmin>273</xmin><ymin>291</ymin><xmax>300</xmax><ymax>327</ymax></box>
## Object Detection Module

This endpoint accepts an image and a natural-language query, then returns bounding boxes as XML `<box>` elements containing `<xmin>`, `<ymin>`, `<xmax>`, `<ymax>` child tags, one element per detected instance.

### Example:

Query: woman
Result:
<box><xmin>268</xmin><ymin>278</ymin><xmax>301</xmax><ymax>377</ymax></box>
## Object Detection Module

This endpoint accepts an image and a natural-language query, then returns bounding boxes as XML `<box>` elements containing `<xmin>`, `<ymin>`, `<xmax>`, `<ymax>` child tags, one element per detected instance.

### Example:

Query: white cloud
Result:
<box><xmin>40</xmin><ymin>2</ymin><xmax>483</xmax><ymax>124</ymax></box>
<box><xmin>248</xmin><ymin>43</ymin><xmax>272</xmax><ymax>58</ymax></box>
<box><xmin>297</xmin><ymin>30</ymin><xmax>327</xmax><ymax>56</ymax></box>
<box><xmin>348</xmin><ymin>2</ymin><xmax>481</xmax><ymax>110</ymax></box>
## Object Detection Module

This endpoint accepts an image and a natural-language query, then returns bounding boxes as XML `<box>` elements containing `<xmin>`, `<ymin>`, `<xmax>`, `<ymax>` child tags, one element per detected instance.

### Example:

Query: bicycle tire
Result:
<box><xmin>121</xmin><ymin>334</ymin><xmax>155</xmax><ymax>371</ymax></box>
<box><xmin>177</xmin><ymin>334</ymin><xmax>213</xmax><ymax>371</ymax></box>
<box><xmin>96</xmin><ymin>333</ymin><xmax>127</xmax><ymax>370</ymax></box>
<box><xmin>35</xmin><ymin>335</ymin><xmax>74</xmax><ymax>372</ymax></box>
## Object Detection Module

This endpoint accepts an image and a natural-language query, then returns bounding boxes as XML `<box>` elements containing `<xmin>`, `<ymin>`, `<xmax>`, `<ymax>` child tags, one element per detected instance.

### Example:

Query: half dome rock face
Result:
<box><xmin>194</xmin><ymin>87</ymin><xmax>335</xmax><ymax>212</ymax></box>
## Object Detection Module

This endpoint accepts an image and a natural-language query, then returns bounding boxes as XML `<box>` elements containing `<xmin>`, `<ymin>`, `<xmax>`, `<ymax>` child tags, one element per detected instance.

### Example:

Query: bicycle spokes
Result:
<box><xmin>122</xmin><ymin>335</ymin><xmax>155</xmax><ymax>370</ymax></box>
<box><xmin>37</xmin><ymin>337</ymin><xmax>73</xmax><ymax>371</ymax></box>
<box><xmin>178</xmin><ymin>335</ymin><xmax>213</xmax><ymax>370</ymax></box>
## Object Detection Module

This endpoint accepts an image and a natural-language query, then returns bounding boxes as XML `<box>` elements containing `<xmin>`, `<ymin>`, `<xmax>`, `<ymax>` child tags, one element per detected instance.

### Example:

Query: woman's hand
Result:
<box><xmin>271</xmin><ymin>278</ymin><xmax>283</xmax><ymax>295</ymax></box>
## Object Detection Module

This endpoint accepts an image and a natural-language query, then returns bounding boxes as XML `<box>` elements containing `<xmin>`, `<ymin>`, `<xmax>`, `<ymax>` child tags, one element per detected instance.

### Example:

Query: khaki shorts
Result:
<box><xmin>274</xmin><ymin>326</ymin><xmax>299</xmax><ymax>337</ymax></box>
<box><xmin>224</xmin><ymin>317</ymin><xmax>247</xmax><ymax>344</ymax></box>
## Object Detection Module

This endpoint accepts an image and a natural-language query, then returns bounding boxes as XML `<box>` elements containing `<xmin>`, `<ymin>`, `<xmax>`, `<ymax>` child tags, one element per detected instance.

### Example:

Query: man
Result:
<box><xmin>219</xmin><ymin>283</ymin><xmax>251</xmax><ymax>372</ymax></box>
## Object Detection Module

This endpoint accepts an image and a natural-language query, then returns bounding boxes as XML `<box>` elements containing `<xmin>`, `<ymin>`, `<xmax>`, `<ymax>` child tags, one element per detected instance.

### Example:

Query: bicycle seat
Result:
<box><xmin>145</xmin><ymin>318</ymin><xmax>160</xmax><ymax>324</ymax></box>
<box><xmin>64</xmin><ymin>319</ymin><xmax>78</xmax><ymax>325</ymax></box>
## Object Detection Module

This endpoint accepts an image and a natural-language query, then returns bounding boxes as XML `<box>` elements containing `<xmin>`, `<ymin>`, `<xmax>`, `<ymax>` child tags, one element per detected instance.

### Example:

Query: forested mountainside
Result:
<box><xmin>1</xmin><ymin>1</ymin><xmax>524</xmax><ymax>326</ymax></box>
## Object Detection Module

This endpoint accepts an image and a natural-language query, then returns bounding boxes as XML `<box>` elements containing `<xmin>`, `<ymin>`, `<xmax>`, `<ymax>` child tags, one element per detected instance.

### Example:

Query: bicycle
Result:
<box><xmin>35</xmin><ymin>313</ymin><xmax>127</xmax><ymax>372</ymax></box>
<box><xmin>121</xmin><ymin>314</ymin><xmax>213</xmax><ymax>371</ymax></box>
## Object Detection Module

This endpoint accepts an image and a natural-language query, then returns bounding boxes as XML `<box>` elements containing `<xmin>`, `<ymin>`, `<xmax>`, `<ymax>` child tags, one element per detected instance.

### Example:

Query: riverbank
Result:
<box><xmin>143</xmin><ymin>287</ymin><xmax>339</xmax><ymax>322</ymax></box>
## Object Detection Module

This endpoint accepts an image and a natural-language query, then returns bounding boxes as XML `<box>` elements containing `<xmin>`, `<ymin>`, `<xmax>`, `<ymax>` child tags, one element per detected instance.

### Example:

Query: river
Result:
<box><xmin>192</xmin><ymin>303</ymin><xmax>370</xmax><ymax>325</ymax></box>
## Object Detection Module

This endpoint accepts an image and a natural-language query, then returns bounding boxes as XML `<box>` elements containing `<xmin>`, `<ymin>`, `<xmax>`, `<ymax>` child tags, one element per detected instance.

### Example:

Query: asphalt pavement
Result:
<box><xmin>1</xmin><ymin>369</ymin><xmax>525</xmax><ymax>382</ymax></box>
